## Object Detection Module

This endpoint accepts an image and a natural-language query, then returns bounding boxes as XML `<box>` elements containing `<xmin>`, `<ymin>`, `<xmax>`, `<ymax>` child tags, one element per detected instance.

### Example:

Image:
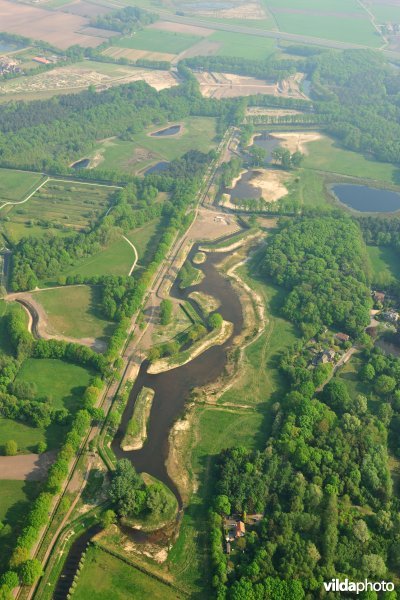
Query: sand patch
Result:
<box><xmin>195</xmin><ymin>1</ymin><xmax>266</xmax><ymax>19</ymax></box>
<box><xmin>273</xmin><ymin>132</ymin><xmax>322</xmax><ymax>155</ymax></box>
<box><xmin>250</xmin><ymin>169</ymin><xmax>291</xmax><ymax>201</ymax></box>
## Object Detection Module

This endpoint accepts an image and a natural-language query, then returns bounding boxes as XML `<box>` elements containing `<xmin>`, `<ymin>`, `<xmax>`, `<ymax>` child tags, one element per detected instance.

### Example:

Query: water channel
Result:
<box><xmin>112</xmin><ymin>244</ymin><xmax>244</xmax><ymax>504</ymax></box>
<box><xmin>53</xmin><ymin>242</ymin><xmax>245</xmax><ymax>597</ymax></box>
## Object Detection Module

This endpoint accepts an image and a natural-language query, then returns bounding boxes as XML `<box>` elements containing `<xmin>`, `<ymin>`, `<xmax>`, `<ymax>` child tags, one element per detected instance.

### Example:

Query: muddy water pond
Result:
<box><xmin>112</xmin><ymin>245</ymin><xmax>244</xmax><ymax>504</ymax></box>
<box><xmin>228</xmin><ymin>170</ymin><xmax>262</xmax><ymax>202</ymax></box>
<box><xmin>332</xmin><ymin>184</ymin><xmax>400</xmax><ymax>213</ymax></box>
<box><xmin>151</xmin><ymin>125</ymin><xmax>181</xmax><ymax>137</ymax></box>
<box><xmin>145</xmin><ymin>161</ymin><xmax>170</xmax><ymax>174</ymax></box>
<box><xmin>71</xmin><ymin>158</ymin><xmax>90</xmax><ymax>170</ymax></box>
<box><xmin>252</xmin><ymin>132</ymin><xmax>280</xmax><ymax>163</ymax></box>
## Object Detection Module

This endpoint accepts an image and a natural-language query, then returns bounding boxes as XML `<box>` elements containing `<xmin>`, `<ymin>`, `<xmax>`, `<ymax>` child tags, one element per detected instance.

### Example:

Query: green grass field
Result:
<box><xmin>302</xmin><ymin>135</ymin><xmax>398</xmax><ymax>183</ymax></box>
<box><xmin>0</xmin><ymin>168</ymin><xmax>44</xmax><ymax>202</ymax></box>
<box><xmin>62</xmin><ymin>237</ymin><xmax>135</xmax><ymax>280</ymax></box>
<box><xmin>115</xmin><ymin>29</ymin><xmax>201</xmax><ymax>53</ymax></box>
<box><xmin>96</xmin><ymin>117</ymin><xmax>217</xmax><ymax>174</ymax></box>
<box><xmin>367</xmin><ymin>246</ymin><xmax>400</xmax><ymax>287</ymax></box>
<box><xmin>209</xmin><ymin>31</ymin><xmax>276</xmax><ymax>59</ymax></box>
<box><xmin>33</xmin><ymin>285</ymin><xmax>115</xmax><ymax>341</ymax></box>
<box><xmin>4</xmin><ymin>179</ymin><xmax>116</xmax><ymax>242</ymax></box>
<box><xmin>15</xmin><ymin>358</ymin><xmax>92</xmax><ymax>412</ymax></box>
<box><xmin>219</xmin><ymin>265</ymin><xmax>298</xmax><ymax>408</ymax></box>
<box><xmin>367</xmin><ymin>2</ymin><xmax>400</xmax><ymax>24</ymax></box>
<box><xmin>285</xmin><ymin>168</ymin><xmax>329</xmax><ymax>208</ymax></box>
<box><xmin>0</xmin><ymin>480</ymin><xmax>41</xmax><ymax>573</ymax></box>
<box><xmin>73</xmin><ymin>545</ymin><xmax>183</xmax><ymax>600</ymax></box>
<box><xmin>0</xmin><ymin>417</ymin><xmax>48</xmax><ymax>454</ymax></box>
<box><xmin>265</xmin><ymin>0</ymin><xmax>383</xmax><ymax>46</ymax></box>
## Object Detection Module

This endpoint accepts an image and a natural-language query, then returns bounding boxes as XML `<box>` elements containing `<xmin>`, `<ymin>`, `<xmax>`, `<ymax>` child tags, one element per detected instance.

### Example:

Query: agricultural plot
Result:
<box><xmin>33</xmin><ymin>285</ymin><xmax>115</xmax><ymax>341</ymax></box>
<box><xmin>114</xmin><ymin>28</ymin><xmax>202</xmax><ymax>54</ymax></box>
<box><xmin>196</xmin><ymin>71</ymin><xmax>305</xmax><ymax>99</ymax></box>
<box><xmin>264</xmin><ymin>0</ymin><xmax>383</xmax><ymax>46</ymax></box>
<box><xmin>0</xmin><ymin>0</ymin><xmax>109</xmax><ymax>49</ymax></box>
<box><xmin>209</xmin><ymin>31</ymin><xmax>276</xmax><ymax>59</ymax></box>
<box><xmin>0</xmin><ymin>168</ymin><xmax>45</xmax><ymax>203</ymax></box>
<box><xmin>3</xmin><ymin>179</ymin><xmax>116</xmax><ymax>243</ymax></box>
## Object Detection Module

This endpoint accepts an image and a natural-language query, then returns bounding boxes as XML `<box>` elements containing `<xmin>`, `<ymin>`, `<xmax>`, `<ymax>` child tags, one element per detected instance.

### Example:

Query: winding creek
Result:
<box><xmin>54</xmin><ymin>241</ymin><xmax>245</xmax><ymax>596</ymax></box>
<box><xmin>112</xmin><ymin>244</ymin><xmax>244</xmax><ymax>504</ymax></box>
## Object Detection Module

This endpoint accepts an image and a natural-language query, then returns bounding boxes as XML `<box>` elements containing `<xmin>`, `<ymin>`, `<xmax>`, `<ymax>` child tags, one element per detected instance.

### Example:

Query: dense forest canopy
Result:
<box><xmin>261</xmin><ymin>216</ymin><xmax>371</xmax><ymax>337</ymax></box>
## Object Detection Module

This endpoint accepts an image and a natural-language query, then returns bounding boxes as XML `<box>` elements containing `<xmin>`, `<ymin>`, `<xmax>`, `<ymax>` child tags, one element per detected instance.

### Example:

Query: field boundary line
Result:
<box><xmin>0</xmin><ymin>176</ymin><xmax>49</xmax><ymax>211</ymax></box>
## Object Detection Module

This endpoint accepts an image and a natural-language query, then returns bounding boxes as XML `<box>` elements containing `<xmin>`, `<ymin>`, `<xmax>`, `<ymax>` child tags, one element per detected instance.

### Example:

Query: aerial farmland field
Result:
<box><xmin>0</xmin><ymin>169</ymin><xmax>45</xmax><ymax>203</ymax></box>
<box><xmin>264</xmin><ymin>0</ymin><xmax>383</xmax><ymax>46</ymax></box>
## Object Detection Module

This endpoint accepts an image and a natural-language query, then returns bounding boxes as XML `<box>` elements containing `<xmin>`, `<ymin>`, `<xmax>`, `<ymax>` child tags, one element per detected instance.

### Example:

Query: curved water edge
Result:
<box><xmin>53</xmin><ymin>240</ymin><xmax>246</xmax><ymax>595</ymax></box>
<box><xmin>112</xmin><ymin>244</ymin><xmax>244</xmax><ymax>506</ymax></box>
<box><xmin>150</xmin><ymin>125</ymin><xmax>181</xmax><ymax>137</ymax></box>
<box><xmin>71</xmin><ymin>158</ymin><xmax>90</xmax><ymax>170</ymax></box>
<box><xmin>330</xmin><ymin>183</ymin><xmax>400</xmax><ymax>213</ymax></box>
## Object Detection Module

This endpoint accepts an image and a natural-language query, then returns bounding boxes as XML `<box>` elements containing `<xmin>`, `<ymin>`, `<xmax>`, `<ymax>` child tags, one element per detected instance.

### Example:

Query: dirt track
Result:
<box><xmin>0</xmin><ymin>451</ymin><xmax>56</xmax><ymax>481</ymax></box>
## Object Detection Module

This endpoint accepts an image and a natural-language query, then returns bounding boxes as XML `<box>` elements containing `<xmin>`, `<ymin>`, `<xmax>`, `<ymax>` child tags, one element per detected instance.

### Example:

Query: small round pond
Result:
<box><xmin>151</xmin><ymin>125</ymin><xmax>181</xmax><ymax>137</ymax></box>
<box><xmin>71</xmin><ymin>158</ymin><xmax>90</xmax><ymax>170</ymax></box>
<box><xmin>332</xmin><ymin>184</ymin><xmax>400</xmax><ymax>213</ymax></box>
<box><xmin>145</xmin><ymin>161</ymin><xmax>170</xmax><ymax>174</ymax></box>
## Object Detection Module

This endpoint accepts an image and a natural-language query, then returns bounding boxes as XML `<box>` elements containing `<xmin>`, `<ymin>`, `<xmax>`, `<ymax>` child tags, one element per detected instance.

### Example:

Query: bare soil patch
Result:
<box><xmin>148</xmin><ymin>21</ymin><xmax>214</xmax><ymax>37</ymax></box>
<box><xmin>0</xmin><ymin>0</ymin><xmax>106</xmax><ymax>49</ymax></box>
<box><xmin>176</xmin><ymin>39</ymin><xmax>221</xmax><ymax>62</ymax></box>
<box><xmin>190</xmin><ymin>0</ymin><xmax>266</xmax><ymax>20</ymax></box>
<box><xmin>246</xmin><ymin>107</ymin><xmax>303</xmax><ymax>117</ymax></box>
<box><xmin>196</xmin><ymin>71</ymin><xmax>307</xmax><ymax>99</ymax></box>
<box><xmin>0</xmin><ymin>451</ymin><xmax>56</xmax><ymax>481</ymax></box>
<box><xmin>190</xmin><ymin>208</ymin><xmax>240</xmax><ymax>241</ymax></box>
<box><xmin>273</xmin><ymin>131</ymin><xmax>322</xmax><ymax>154</ymax></box>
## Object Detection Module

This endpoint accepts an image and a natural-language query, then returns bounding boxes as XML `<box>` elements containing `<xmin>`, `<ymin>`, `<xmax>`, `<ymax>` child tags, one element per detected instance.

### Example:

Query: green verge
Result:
<box><xmin>114</xmin><ymin>29</ymin><xmax>201</xmax><ymax>53</ymax></box>
<box><xmin>120</xmin><ymin>386</ymin><xmax>154</xmax><ymax>451</ymax></box>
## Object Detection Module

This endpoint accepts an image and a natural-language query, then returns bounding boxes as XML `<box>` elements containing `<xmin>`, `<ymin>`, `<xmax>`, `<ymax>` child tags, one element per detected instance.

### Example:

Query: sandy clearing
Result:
<box><xmin>189</xmin><ymin>207</ymin><xmax>240</xmax><ymax>241</ymax></box>
<box><xmin>272</xmin><ymin>132</ymin><xmax>322</xmax><ymax>154</ymax></box>
<box><xmin>0</xmin><ymin>451</ymin><xmax>56</xmax><ymax>481</ymax></box>
<box><xmin>147</xmin><ymin>21</ymin><xmax>214</xmax><ymax>37</ymax></box>
<box><xmin>0</xmin><ymin>0</ymin><xmax>106</xmax><ymax>49</ymax></box>
<box><xmin>196</xmin><ymin>72</ymin><xmax>307</xmax><ymax>100</ymax></box>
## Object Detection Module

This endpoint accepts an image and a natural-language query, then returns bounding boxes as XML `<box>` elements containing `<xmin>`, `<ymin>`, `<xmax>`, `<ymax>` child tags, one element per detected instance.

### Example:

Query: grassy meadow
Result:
<box><xmin>4</xmin><ymin>179</ymin><xmax>115</xmax><ymax>242</ymax></box>
<box><xmin>15</xmin><ymin>358</ymin><xmax>92</xmax><ymax>413</ymax></box>
<box><xmin>33</xmin><ymin>285</ymin><xmax>115</xmax><ymax>341</ymax></box>
<box><xmin>73</xmin><ymin>545</ymin><xmax>183</xmax><ymax>600</ymax></box>
<box><xmin>94</xmin><ymin>117</ymin><xmax>217</xmax><ymax>174</ymax></box>
<box><xmin>0</xmin><ymin>168</ymin><xmax>44</xmax><ymax>203</ymax></box>
<box><xmin>0</xmin><ymin>480</ymin><xmax>41</xmax><ymax>573</ymax></box>
<box><xmin>302</xmin><ymin>136</ymin><xmax>398</xmax><ymax>183</ymax></box>
<box><xmin>367</xmin><ymin>246</ymin><xmax>400</xmax><ymax>287</ymax></box>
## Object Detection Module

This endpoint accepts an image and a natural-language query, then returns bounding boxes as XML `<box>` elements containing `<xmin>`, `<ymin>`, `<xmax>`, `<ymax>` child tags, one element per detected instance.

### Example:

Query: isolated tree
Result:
<box><xmin>160</xmin><ymin>299</ymin><xmax>173</xmax><ymax>326</ymax></box>
<box><xmin>208</xmin><ymin>313</ymin><xmax>223</xmax><ymax>329</ymax></box>
<box><xmin>101</xmin><ymin>509</ymin><xmax>116</xmax><ymax>528</ymax></box>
